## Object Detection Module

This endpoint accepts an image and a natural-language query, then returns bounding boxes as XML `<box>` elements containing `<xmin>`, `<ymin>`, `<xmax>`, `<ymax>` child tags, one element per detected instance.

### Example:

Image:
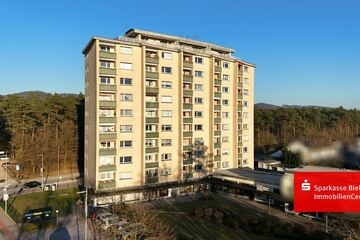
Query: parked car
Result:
<box><xmin>1</xmin><ymin>162</ymin><xmax>15</xmax><ymax>168</ymax></box>
<box><xmin>96</xmin><ymin>212</ymin><xmax>118</xmax><ymax>230</ymax></box>
<box><xmin>23</xmin><ymin>181</ymin><xmax>41</xmax><ymax>189</ymax></box>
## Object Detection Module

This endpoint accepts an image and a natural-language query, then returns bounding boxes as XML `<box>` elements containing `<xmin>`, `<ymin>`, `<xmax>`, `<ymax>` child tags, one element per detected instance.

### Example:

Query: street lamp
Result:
<box><xmin>55</xmin><ymin>209</ymin><xmax>59</xmax><ymax>225</ymax></box>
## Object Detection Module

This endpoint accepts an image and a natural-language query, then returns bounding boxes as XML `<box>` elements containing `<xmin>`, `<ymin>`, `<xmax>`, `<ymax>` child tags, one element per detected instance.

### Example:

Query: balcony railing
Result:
<box><xmin>237</xmin><ymin>82</ymin><xmax>242</xmax><ymax>88</ymax></box>
<box><xmin>98</xmin><ymin>164</ymin><xmax>116</xmax><ymax>172</ymax></box>
<box><xmin>183</xmin><ymin>75</ymin><xmax>193</xmax><ymax>82</ymax></box>
<box><xmin>99</xmin><ymin>84</ymin><xmax>116</xmax><ymax>91</ymax></box>
<box><xmin>214</xmin><ymin>92</ymin><xmax>221</xmax><ymax>99</ymax></box>
<box><xmin>214</xmin><ymin>131</ymin><xmax>221</xmax><ymax>136</ymax></box>
<box><xmin>214</xmin><ymin>155</ymin><xmax>221</xmax><ymax>161</ymax></box>
<box><xmin>183</xmin><ymin>89</ymin><xmax>193</xmax><ymax>96</ymax></box>
<box><xmin>99</xmin><ymin>133</ymin><xmax>117</xmax><ymax>140</ymax></box>
<box><xmin>183</xmin><ymin>131</ymin><xmax>193</xmax><ymax>137</ymax></box>
<box><xmin>146</xmin><ymin>87</ymin><xmax>159</xmax><ymax>95</ymax></box>
<box><xmin>214</xmin><ymin>79</ymin><xmax>221</xmax><ymax>86</ymax></box>
<box><xmin>183</xmin><ymin>159</ymin><xmax>193</xmax><ymax>165</ymax></box>
<box><xmin>98</xmin><ymin>180</ymin><xmax>116</xmax><ymax>190</ymax></box>
<box><xmin>214</xmin><ymin>118</ymin><xmax>221</xmax><ymax>124</ymax></box>
<box><xmin>146</xmin><ymin>117</ymin><xmax>159</xmax><ymax>123</ymax></box>
<box><xmin>99</xmin><ymin>148</ymin><xmax>117</xmax><ymax>156</ymax></box>
<box><xmin>214</xmin><ymin>65</ymin><xmax>222</xmax><ymax>73</ymax></box>
<box><xmin>214</xmin><ymin>105</ymin><xmax>221</xmax><ymax>111</ymax></box>
<box><xmin>99</xmin><ymin>51</ymin><xmax>116</xmax><ymax>59</ymax></box>
<box><xmin>99</xmin><ymin>100</ymin><xmax>116</xmax><ymax>108</ymax></box>
<box><xmin>183</xmin><ymin>61</ymin><xmax>193</xmax><ymax>68</ymax></box>
<box><xmin>145</xmin><ymin>147</ymin><xmax>159</xmax><ymax>154</ymax></box>
<box><xmin>183</xmin><ymin>103</ymin><xmax>193</xmax><ymax>109</ymax></box>
<box><xmin>183</xmin><ymin>118</ymin><xmax>193</xmax><ymax>124</ymax></box>
<box><xmin>99</xmin><ymin>67</ymin><xmax>116</xmax><ymax>75</ymax></box>
<box><xmin>145</xmin><ymin>161</ymin><xmax>159</xmax><ymax>169</ymax></box>
<box><xmin>183</xmin><ymin>172</ymin><xmax>193</xmax><ymax>180</ymax></box>
<box><xmin>146</xmin><ymin>132</ymin><xmax>159</xmax><ymax>138</ymax></box>
<box><xmin>145</xmin><ymin>176</ymin><xmax>159</xmax><ymax>184</ymax></box>
<box><xmin>146</xmin><ymin>102</ymin><xmax>159</xmax><ymax>108</ymax></box>
<box><xmin>146</xmin><ymin>56</ymin><xmax>159</xmax><ymax>64</ymax></box>
<box><xmin>183</xmin><ymin>145</ymin><xmax>192</xmax><ymax>151</ymax></box>
<box><xmin>214</xmin><ymin>142</ymin><xmax>221</xmax><ymax>149</ymax></box>
<box><xmin>146</xmin><ymin>71</ymin><xmax>159</xmax><ymax>79</ymax></box>
<box><xmin>99</xmin><ymin>117</ymin><xmax>117</xmax><ymax>123</ymax></box>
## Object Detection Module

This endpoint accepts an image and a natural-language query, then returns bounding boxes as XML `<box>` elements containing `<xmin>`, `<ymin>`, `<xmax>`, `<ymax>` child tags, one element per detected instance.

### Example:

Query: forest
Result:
<box><xmin>255</xmin><ymin>106</ymin><xmax>360</xmax><ymax>153</ymax></box>
<box><xmin>0</xmin><ymin>92</ymin><xmax>84</xmax><ymax>178</ymax></box>
<box><xmin>1</xmin><ymin>91</ymin><xmax>360</xmax><ymax>178</ymax></box>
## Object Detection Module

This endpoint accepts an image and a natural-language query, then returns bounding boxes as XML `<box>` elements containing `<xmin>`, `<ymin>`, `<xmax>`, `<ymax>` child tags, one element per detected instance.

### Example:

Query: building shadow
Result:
<box><xmin>49</xmin><ymin>226</ymin><xmax>71</xmax><ymax>240</ymax></box>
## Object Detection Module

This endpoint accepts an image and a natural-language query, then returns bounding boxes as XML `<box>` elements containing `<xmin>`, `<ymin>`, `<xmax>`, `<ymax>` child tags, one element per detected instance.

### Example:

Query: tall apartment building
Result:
<box><xmin>83</xmin><ymin>29</ymin><xmax>255</xmax><ymax>196</ymax></box>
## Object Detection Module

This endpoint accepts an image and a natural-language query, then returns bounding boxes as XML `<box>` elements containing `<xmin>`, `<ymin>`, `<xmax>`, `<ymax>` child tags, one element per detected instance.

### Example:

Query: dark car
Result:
<box><xmin>23</xmin><ymin>181</ymin><xmax>41</xmax><ymax>189</ymax></box>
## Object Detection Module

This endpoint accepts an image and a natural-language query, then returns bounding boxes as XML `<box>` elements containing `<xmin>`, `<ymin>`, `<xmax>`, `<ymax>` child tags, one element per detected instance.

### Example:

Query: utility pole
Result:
<box><xmin>41</xmin><ymin>154</ymin><xmax>44</xmax><ymax>188</ymax></box>
<box><xmin>77</xmin><ymin>187</ymin><xmax>88</xmax><ymax>240</ymax></box>
<box><xmin>268</xmin><ymin>197</ymin><xmax>271</xmax><ymax>214</ymax></box>
<box><xmin>325</xmin><ymin>215</ymin><xmax>328</xmax><ymax>233</ymax></box>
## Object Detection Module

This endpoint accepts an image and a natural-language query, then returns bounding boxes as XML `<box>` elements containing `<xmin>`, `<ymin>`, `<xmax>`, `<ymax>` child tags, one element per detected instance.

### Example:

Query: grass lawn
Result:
<box><xmin>7</xmin><ymin>188</ymin><xmax>80</xmax><ymax>223</ymax></box>
<box><xmin>157</xmin><ymin>194</ymin><xmax>327</xmax><ymax>240</ymax></box>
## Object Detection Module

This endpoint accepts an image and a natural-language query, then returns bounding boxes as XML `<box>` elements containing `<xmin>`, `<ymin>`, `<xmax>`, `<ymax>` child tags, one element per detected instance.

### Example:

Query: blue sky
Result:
<box><xmin>0</xmin><ymin>0</ymin><xmax>359</xmax><ymax>108</ymax></box>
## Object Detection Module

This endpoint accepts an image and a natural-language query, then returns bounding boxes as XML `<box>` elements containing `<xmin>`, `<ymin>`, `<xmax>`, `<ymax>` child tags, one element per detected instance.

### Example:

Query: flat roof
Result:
<box><xmin>125</xmin><ymin>28</ymin><xmax>235</xmax><ymax>53</ymax></box>
<box><xmin>286</xmin><ymin>165</ymin><xmax>359</xmax><ymax>173</ymax></box>
<box><xmin>213</xmin><ymin>167</ymin><xmax>283</xmax><ymax>186</ymax></box>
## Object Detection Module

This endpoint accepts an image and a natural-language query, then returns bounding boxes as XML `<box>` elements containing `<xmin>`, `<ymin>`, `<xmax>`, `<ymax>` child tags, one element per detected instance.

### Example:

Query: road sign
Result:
<box><xmin>3</xmin><ymin>193</ymin><xmax>8</xmax><ymax>201</ymax></box>
<box><xmin>16</xmin><ymin>165</ymin><xmax>20</xmax><ymax>171</ymax></box>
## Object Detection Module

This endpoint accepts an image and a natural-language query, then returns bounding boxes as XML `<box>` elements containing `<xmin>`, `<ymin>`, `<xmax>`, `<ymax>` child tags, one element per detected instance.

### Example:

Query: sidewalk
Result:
<box><xmin>0</xmin><ymin>207</ymin><xmax>17</xmax><ymax>240</ymax></box>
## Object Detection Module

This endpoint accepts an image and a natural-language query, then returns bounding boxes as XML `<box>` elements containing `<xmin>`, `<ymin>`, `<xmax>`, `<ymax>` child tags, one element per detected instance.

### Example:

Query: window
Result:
<box><xmin>120</xmin><ymin>46</ymin><xmax>133</xmax><ymax>55</ymax></box>
<box><xmin>100</xmin><ymin>61</ymin><xmax>113</xmax><ymax>68</ymax></box>
<box><xmin>120</xmin><ymin>93</ymin><xmax>133</xmax><ymax>102</ymax></box>
<box><xmin>161</xmin><ymin>67</ymin><xmax>172</xmax><ymax>74</ymax></box>
<box><xmin>100</xmin><ymin>141</ymin><xmax>114</xmax><ymax>149</ymax></box>
<box><xmin>243</xmin><ymin>124</ymin><xmax>248</xmax><ymax>130</ymax></box>
<box><xmin>99</xmin><ymin>109</ymin><xmax>115</xmax><ymax>117</ymax></box>
<box><xmin>146</xmin><ymin>109</ymin><xmax>157</xmax><ymax>117</ymax></box>
<box><xmin>244</xmin><ymin>78</ymin><xmax>249</xmax><ymax>84</ymax></box>
<box><xmin>222</xmin><ymin>124</ymin><xmax>230</xmax><ymax>131</ymax></box>
<box><xmin>100</xmin><ymin>77</ymin><xmax>114</xmax><ymax>84</ymax></box>
<box><xmin>195</xmin><ymin>98</ymin><xmax>204</xmax><ymax>104</ymax></box>
<box><xmin>160</xmin><ymin>168</ymin><xmax>172</xmax><ymax>176</ymax></box>
<box><xmin>243</xmin><ymin>135</ymin><xmax>249</xmax><ymax>141</ymax></box>
<box><xmin>145</xmin><ymin>154</ymin><xmax>157</xmax><ymax>162</ymax></box>
<box><xmin>194</xmin><ymin>57</ymin><xmax>203</xmax><ymax>64</ymax></box>
<box><xmin>222</xmin><ymin>99</ymin><xmax>229</xmax><ymax>105</ymax></box>
<box><xmin>145</xmin><ymin>139</ymin><xmax>157</xmax><ymax>147</ymax></box>
<box><xmin>120</xmin><ymin>140</ymin><xmax>132</xmax><ymax>148</ymax></box>
<box><xmin>161</xmin><ymin>139</ymin><xmax>172</xmax><ymax>146</ymax></box>
<box><xmin>222</xmin><ymin>136</ymin><xmax>229</xmax><ymax>143</ymax></box>
<box><xmin>161</xmin><ymin>110</ymin><xmax>172</xmax><ymax>117</ymax></box>
<box><xmin>222</xmin><ymin>161</ymin><xmax>229</xmax><ymax>168</ymax></box>
<box><xmin>243</xmin><ymin>146</ymin><xmax>248</xmax><ymax>153</ymax></box>
<box><xmin>244</xmin><ymin>66</ymin><xmax>249</xmax><ymax>72</ymax></box>
<box><xmin>120</xmin><ymin>156</ymin><xmax>132</xmax><ymax>164</ymax></box>
<box><xmin>195</xmin><ymin>138</ymin><xmax>204</xmax><ymax>145</ymax></box>
<box><xmin>222</xmin><ymin>112</ymin><xmax>230</xmax><ymax>118</ymax></box>
<box><xmin>195</xmin><ymin>124</ymin><xmax>203</xmax><ymax>131</ymax></box>
<box><xmin>120</xmin><ymin>109</ymin><xmax>133</xmax><ymax>117</ymax></box>
<box><xmin>146</xmin><ymin>65</ymin><xmax>157</xmax><ymax>72</ymax></box>
<box><xmin>195</xmin><ymin>84</ymin><xmax>203</xmax><ymax>91</ymax></box>
<box><xmin>223</xmin><ymin>87</ymin><xmax>230</xmax><ymax>93</ymax></box>
<box><xmin>161</xmin><ymin>153</ymin><xmax>172</xmax><ymax>161</ymax></box>
<box><xmin>99</xmin><ymin>156</ymin><xmax>114</xmax><ymax>165</ymax></box>
<box><xmin>120</xmin><ymin>125</ymin><xmax>132</xmax><ymax>133</ymax></box>
<box><xmin>243</xmin><ymin>101</ymin><xmax>249</xmax><ymax>107</ymax></box>
<box><xmin>100</xmin><ymin>45</ymin><xmax>113</xmax><ymax>52</ymax></box>
<box><xmin>243</xmin><ymin>112</ymin><xmax>248</xmax><ymax>118</ymax></box>
<box><xmin>99</xmin><ymin>172</ymin><xmax>115</xmax><ymax>181</ymax></box>
<box><xmin>243</xmin><ymin>89</ymin><xmax>249</xmax><ymax>95</ymax></box>
<box><xmin>99</xmin><ymin>124</ymin><xmax>115</xmax><ymax>133</ymax></box>
<box><xmin>99</xmin><ymin>92</ymin><xmax>114</xmax><ymax>101</ymax></box>
<box><xmin>195</xmin><ymin>71</ymin><xmax>204</xmax><ymax>77</ymax></box>
<box><xmin>161</xmin><ymin>96</ymin><xmax>172</xmax><ymax>103</ymax></box>
<box><xmin>223</xmin><ymin>74</ymin><xmax>229</xmax><ymax>81</ymax></box>
<box><xmin>223</xmin><ymin>62</ymin><xmax>230</xmax><ymax>68</ymax></box>
<box><xmin>194</xmin><ymin>164</ymin><xmax>203</xmax><ymax>171</ymax></box>
<box><xmin>120</xmin><ymin>62</ymin><xmax>133</xmax><ymax>70</ymax></box>
<box><xmin>161</xmin><ymin>125</ymin><xmax>172</xmax><ymax>132</ymax></box>
<box><xmin>161</xmin><ymin>81</ymin><xmax>172</xmax><ymax>89</ymax></box>
<box><xmin>195</xmin><ymin>111</ymin><xmax>203</xmax><ymax>118</ymax></box>
<box><xmin>120</xmin><ymin>78</ymin><xmax>132</xmax><ymax>85</ymax></box>
<box><xmin>119</xmin><ymin>172</ymin><xmax>133</xmax><ymax>180</ymax></box>
<box><xmin>145</xmin><ymin>124</ymin><xmax>157</xmax><ymax>132</ymax></box>
<box><xmin>161</xmin><ymin>52</ymin><xmax>172</xmax><ymax>60</ymax></box>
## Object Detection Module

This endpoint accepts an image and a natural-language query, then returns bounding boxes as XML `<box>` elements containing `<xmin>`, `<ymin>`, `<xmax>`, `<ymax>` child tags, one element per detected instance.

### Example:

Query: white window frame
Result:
<box><xmin>120</xmin><ymin>62</ymin><xmax>133</xmax><ymax>70</ymax></box>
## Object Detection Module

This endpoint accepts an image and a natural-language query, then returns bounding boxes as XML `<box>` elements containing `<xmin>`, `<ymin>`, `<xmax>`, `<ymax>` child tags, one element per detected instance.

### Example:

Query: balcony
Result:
<box><xmin>183</xmin><ymin>103</ymin><xmax>193</xmax><ymax>109</ymax></box>
<box><xmin>238</xmin><ymin>105</ymin><xmax>242</xmax><ymax>111</ymax></box>
<box><xmin>238</xmin><ymin>93</ymin><xmax>242</xmax><ymax>99</ymax></box>
<box><xmin>237</xmin><ymin>82</ymin><xmax>242</xmax><ymax>88</ymax></box>
<box><xmin>183</xmin><ymin>145</ymin><xmax>193</xmax><ymax>151</ymax></box>
<box><xmin>145</xmin><ymin>162</ymin><xmax>159</xmax><ymax>169</ymax></box>
<box><xmin>99</xmin><ymin>117</ymin><xmax>117</xmax><ymax>123</ymax></box>
<box><xmin>146</xmin><ymin>147</ymin><xmax>159</xmax><ymax>154</ymax></box>
<box><xmin>214</xmin><ymin>118</ymin><xmax>221</xmax><ymax>124</ymax></box>
<box><xmin>146</xmin><ymin>56</ymin><xmax>159</xmax><ymax>64</ymax></box>
<box><xmin>183</xmin><ymin>159</ymin><xmax>193</xmax><ymax>165</ymax></box>
<box><xmin>183</xmin><ymin>75</ymin><xmax>193</xmax><ymax>82</ymax></box>
<box><xmin>183</xmin><ymin>172</ymin><xmax>193</xmax><ymax>180</ymax></box>
<box><xmin>99</xmin><ymin>133</ymin><xmax>117</xmax><ymax>140</ymax></box>
<box><xmin>99</xmin><ymin>67</ymin><xmax>116</xmax><ymax>75</ymax></box>
<box><xmin>183</xmin><ymin>118</ymin><xmax>193</xmax><ymax>124</ymax></box>
<box><xmin>99</xmin><ymin>100</ymin><xmax>116</xmax><ymax>108</ymax></box>
<box><xmin>238</xmin><ymin>141</ymin><xmax>243</xmax><ymax>147</ymax></box>
<box><xmin>146</xmin><ymin>87</ymin><xmax>159</xmax><ymax>95</ymax></box>
<box><xmin>146</xmin><ymin>117</ymin><xmax>159</xmax><ymax>123</ymax></box>
<box><xmin>183</xmin><ymin>61</ymin><xmax>193</xmax><ymax>68</ymax></box>
<box><xmin>145</xmin><ymin>176</ymin><xmax>159</xmax><ymax>184</ymax></box>
<box><xmin>146</xmin><ymin>102</ymin><xmax>159</xmax><ymax>108</ymax></box>
<box><xmin>214</xmin><ymin>105</ymin><xmax>221</xmax><ymax>111</ymax></box>
<box><xmin>238</xmin><ymin>153</ymin><xmax>243</xmax><ymax>159</ymax></box>
<box><xmin>214</xmin><ymin>66</ymin><xmax>222</xmax><ymax>73</ymax></box>
<box><xmin>98</xmin><ymin>164</ymin><xmax>116</xmax><ymax>172</ymax></box>
<box><xmin>214</xmin><ymin>155</ymin><xmax>221</xmax><ymax>161</ymax></box>
<box><xmin>214</xmin><ymin>79</ymin><xmax>221</xmax><ymax>86</ymax></box>
<box><xmin>99</xmin><ymin>84</ymin><xmax>116</xmax><ymax>91</ymax></box>
<box><xmin>146</xmin><ymin>132</ymin><xmax>159</xmax><ymax>138</ymax></box>
<box><xmin>183</xmin><ymin>89</ymin><xmax>193</xmax><ymax>96</ymax></box>
<box><xmin>214</xmin><ymin>92</ymin><xmax>221</xmax><ymax>99</ymax></box>
<box><xmin>99</xmin><ymin>51</ymin><xmax>116</xmax><ymax>59</ymax></box>
<box><xmin>146</xmin><ymin>71</ymin><xmax>159</xmax><ymax>79</ymax></box>
<box><xmin>183</xmin><ymin>131</ymin><xmax>193</xmax><ymax>137</ymax></box>
<box><xmin>238</xmin><ymin>129</ymin><xmax>243</xmax><ymax>134</ymax></box>
<box><xmin>214</xmin><ymin>131</ymin><xmax>221</xmax><ymax>136</ymax></box>
<box><xmin>99</xmin><ymin>148</ymin><xmax>117</xmax><ymax>156</ymax></box>
<box><xmin>98</xmin><ymin>180</ymin><xmax>116</xmax><ymax>190</ymax></box>
<box><xmin>214</xmin><ymin>142</ymin><xmax>221</xmax><ymax>149</ymax></box>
